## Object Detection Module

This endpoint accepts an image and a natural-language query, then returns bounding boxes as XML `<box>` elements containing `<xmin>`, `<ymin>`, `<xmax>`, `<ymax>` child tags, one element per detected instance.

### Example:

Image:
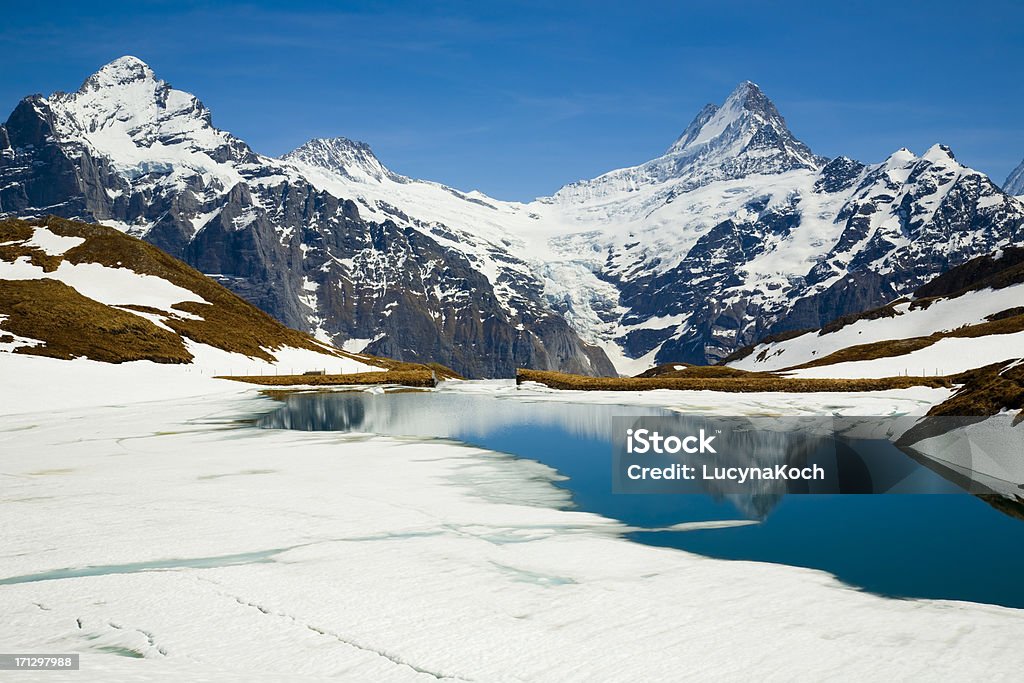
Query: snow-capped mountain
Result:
<box><xmin>1006</xmin><ymin>158</ymin><xmax>1024</xmax><ymax>197</ymax></box>
<box><xmin>2</xmin><ymin>57</ymin><xmax>1022</xmax><ymax>375</ymax></box>
<box><xmin>549</xmin><ymin>80</ymin><xmax>823</xmax><ymax>207</ymax></box>
<box><xmin>522</xmin><ymin>86</ymin><xmax>1024</xmax><ymax>368</ymax></box>
<box><xmin>0</xmin><ymin>57</ymin><xmax>613</xmax><ymax>378</ymax></box>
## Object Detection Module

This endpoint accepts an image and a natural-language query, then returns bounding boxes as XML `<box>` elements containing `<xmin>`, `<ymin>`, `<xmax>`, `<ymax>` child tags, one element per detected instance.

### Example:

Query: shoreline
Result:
<box><xmin>516</xmin><ymin>368</ymin><xmax>954</xmax><ymax>393</ymax></box>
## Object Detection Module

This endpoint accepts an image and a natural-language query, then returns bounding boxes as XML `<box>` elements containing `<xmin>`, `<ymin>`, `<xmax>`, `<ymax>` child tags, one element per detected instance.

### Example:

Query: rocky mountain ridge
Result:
<box><xmin>3</xmin><ymin>57</ymin><xmax>1023</xmax><ymax>373</ymax></box>
<box><xmin>0</xmin><ymin>57</ymin><xmax>613</xmax><ymax>378</ymax></box>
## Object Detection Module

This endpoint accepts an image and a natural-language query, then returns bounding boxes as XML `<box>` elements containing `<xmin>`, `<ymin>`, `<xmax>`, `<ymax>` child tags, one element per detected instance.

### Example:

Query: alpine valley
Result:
<box><xmin>3</xmin><ymin>56</ymin><xmax>1024</xmax><ymax>377</ymax></box>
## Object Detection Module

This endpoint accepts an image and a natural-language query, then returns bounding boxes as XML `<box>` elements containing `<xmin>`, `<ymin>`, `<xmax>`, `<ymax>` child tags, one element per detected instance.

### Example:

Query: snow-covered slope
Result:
<box><xmin>728</xmin><ymin>248</ymin><xmax>1024</xmax><ymax>379</ymax></box>
<box><xmin>281</xmin><ymin>137</ymin><xmax>545</xmax><ymax>324</ymax></box>
<box><xmin>0</xmin><ymin>216</ymin><xmax>384</xmax><ymax>374</ymax></box>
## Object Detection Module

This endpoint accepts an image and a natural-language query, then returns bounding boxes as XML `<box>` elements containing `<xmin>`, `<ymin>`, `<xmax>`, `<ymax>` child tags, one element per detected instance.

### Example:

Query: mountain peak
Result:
<box><xmin>550</xmin><ymin>81</ymin><xmax>824</xmax><ymax>205</ymax></box>
<box><xmin>282</xmin><ymin>137</ymin><xmax>395</xmax><ymax>184</ymax></box>
<box><xmin>663</xmin><ymin>80</ymin><xmax>821</xmax><ymax>172</ymax></box>
<box><xmin>723</xmin><ymin>80</ymin><xmax>768</xmax><ymax>108</ymax></box>
<box><xmin>80</xmin><ymin>56</ymin><xmax>157</xmax><ymax>92</ymax></box>
<box><xmin>38</xmin><ymin>55</ymin><xmax>253</xmax><ymax>179</ymax></box>
<box><xmin>923</xmin><ymin>143</ymin><xmax>957</xmax><ymax>164</ymax></box>
<box><xmin>883</xmin><ymin>147</ymin><xmax>917</xmax><ymax>166</ymax></box>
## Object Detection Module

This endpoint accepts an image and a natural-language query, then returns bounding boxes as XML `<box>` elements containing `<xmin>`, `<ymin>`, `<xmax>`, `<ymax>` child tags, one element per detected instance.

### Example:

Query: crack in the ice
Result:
<box><xmin>0</xmin><ymin>548</ymin><xmax>289</xmax><ymax>585</ymax></box>
<box><xmin>201</xmin><ymin>582</ymin><xmax>469</xmax><ymax>681</ymax></box>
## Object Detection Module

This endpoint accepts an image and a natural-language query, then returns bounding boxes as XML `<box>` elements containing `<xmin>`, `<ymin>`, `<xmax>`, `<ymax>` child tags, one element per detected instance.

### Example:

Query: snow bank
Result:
<box><xmin>446</xmin><ymin>379</ymin><xmax>950</xmax><ymax>417</ymax></box>
<box><xmin>0</xmin><ymin>346</ymin><xmax>381</xmax><ymax>416</ymax></box>
<box><xmin>23</xmin><ymin>226</ymin><xmax>86</xmax><ymax>255</ymax></box>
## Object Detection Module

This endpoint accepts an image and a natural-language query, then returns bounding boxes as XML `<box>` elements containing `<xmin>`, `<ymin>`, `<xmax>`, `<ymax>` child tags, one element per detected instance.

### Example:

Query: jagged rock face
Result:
<box><xmin>610</xmin><ymin>146</ymin><xmax>1024</xmax><ymax>364</ymax></box>
<box><xmin>0</xmin><ymin>57</ymin><xmax>614</xmax><ymax>378</ymax></box>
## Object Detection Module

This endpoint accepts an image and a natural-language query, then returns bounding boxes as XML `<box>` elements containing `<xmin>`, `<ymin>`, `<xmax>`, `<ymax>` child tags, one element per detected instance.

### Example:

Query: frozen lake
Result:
<box><xmin>259</xmin><ymin>388</ymin><xmax>1024</xmax><ymax>608</ymax></box>
<box><xmin>4</xmin><ymin>357</ymin><xmax>1023</xmax><ymax>679</ymax></box>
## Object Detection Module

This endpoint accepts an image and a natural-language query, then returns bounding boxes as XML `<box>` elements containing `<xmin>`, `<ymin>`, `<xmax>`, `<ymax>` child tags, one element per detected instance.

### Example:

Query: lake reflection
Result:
<box><xmin>258</xmin><ymin>389</ymin><xmax>1024</xmax><ymax>608</ymax></box>
<box><xmin>257</xmin><ymin>389</ymin><xmax>674</xmax><ymax>440</ymax></box>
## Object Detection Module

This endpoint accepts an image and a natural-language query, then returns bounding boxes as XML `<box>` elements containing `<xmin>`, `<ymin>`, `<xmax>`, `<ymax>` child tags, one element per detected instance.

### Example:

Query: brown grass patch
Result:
<box><xmin>221</xmin><ymin>369</ymin><xmax>438</xmax><ymax>387</ymax></box>
<box><xmin>0</xmin><ymin>279</ymin><xmax>192</xmax><ymax>363</ymax></box>
<box><xmin>0</xmin><ymin>216</ymin><xmax>372</xmax><ymax>362</ymax></box>
<box><xmin>927</xmin><ymin>361</ymin><xmax>1024</xmax><ymax>418</ymax></box>
<box><xmin>635</xmin><ymin>363</ymin><xmax>775</xmax><ymax>379</ymax></box>
<box><xmin>986</xmin><ymin>307</ymin><xmax>1024</xmax><ymax>323</ymax></box>
<box><xmin>0</xmin><ymin>217</ymin><xmax>461</xmax><ymax>373</ymax></box>
<box><xmin>784</xmin><ymin>337</ymin><xmax>937</xmax><ymax>370</ymax></box>
<box><xmin>517</xmin><ymin>368</ymin><xmax>951</xmax><ymax>393</ymax></box>
<box><xmin>0</xmin><ymin>219</ymin><xmax>64</xmax><ymax>272</ymax></box>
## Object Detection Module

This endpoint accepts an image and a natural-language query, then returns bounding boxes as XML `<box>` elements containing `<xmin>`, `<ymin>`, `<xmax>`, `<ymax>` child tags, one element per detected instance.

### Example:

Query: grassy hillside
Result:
<box><xmin>927</xmin><ymin>361</ymin><xmax>1024</xmax><ymax>418</ymax></box>
<box><xmin>0</xmin><ymin>216</ymin><xmax>457</xmax><ymax>379</ymax></box>
<box><xmin>1</xmin><ymin>216</ymin><xmax>344</xmax><ymax>362</ymax></box>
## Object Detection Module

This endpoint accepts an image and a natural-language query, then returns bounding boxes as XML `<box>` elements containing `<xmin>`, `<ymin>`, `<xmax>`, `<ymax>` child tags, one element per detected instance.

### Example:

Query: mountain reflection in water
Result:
<box><xmin>257</xmin><ymin>389</ymin><xmax>1024</xmax><ymax>608</ymax></box>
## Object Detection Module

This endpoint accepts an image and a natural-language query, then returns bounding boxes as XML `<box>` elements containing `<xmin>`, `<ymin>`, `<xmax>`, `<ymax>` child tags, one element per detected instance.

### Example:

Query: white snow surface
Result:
<box><xmin>22</xmin><ymin>227</ymin><xmax>86</xmax><ymax>255</ymax></box>
<box><xmin>2</xmin><ymin>359</ymin><xmax>1020</xmax><ymax>681</ymax></box>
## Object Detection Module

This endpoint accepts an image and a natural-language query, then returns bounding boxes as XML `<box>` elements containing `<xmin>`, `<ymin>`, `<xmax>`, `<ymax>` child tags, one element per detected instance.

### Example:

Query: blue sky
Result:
<box><xmin>2</xmin><ymin>1</ymin><xmax>1022</xmax><ymax>201</ymax></box>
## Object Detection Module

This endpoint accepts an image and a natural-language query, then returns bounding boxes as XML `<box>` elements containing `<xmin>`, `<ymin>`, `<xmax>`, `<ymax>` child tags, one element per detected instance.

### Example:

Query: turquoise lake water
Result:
<box><xmin>258</xmin><ymin>390</ymin><xmax>1024</xmax><ymax>608</ymax></box>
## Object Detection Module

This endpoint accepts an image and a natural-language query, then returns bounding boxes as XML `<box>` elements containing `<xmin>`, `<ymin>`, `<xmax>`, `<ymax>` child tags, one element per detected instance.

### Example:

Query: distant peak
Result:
<box><xmin>663</xmin><ymin>81</ymin><xmax>819</xmax><ymax>174</ymax></box>
<box><xmin>884</xmin><ymin>148</ymin><xmax>917</xmax><ymax>165</ymax></box>
<box><xmin>282</xmin><ymin>137</ymin><xmax>394</xmax><ymax>183</ymax></box>
<box><xmin>80</xmin><ymin>56</ymin><xmax>157</xmax><ymax>92</ymax></box>
<box><xmin>724</xmin><ymin>80</ymin><xmax>762</xmax><ymax>103</ymax></box>
<box><xmin>285</xmin><ymin>137</ymin><xmax>379</xmax><ymax>162</ymax></box>
<box><xmin>922</xmin><ymin>143</ymin><xmax>957</xmax><ymax>164</ymax></box>
<box><xmin>1005</xmin><ymin>157</ymin><xmax>1024</xmax><ymax>196</ymax></box>
<box><xmin>305</xmin><ymin>136</ymin><xmax>373</xmax><ymax>153</ymax></box>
